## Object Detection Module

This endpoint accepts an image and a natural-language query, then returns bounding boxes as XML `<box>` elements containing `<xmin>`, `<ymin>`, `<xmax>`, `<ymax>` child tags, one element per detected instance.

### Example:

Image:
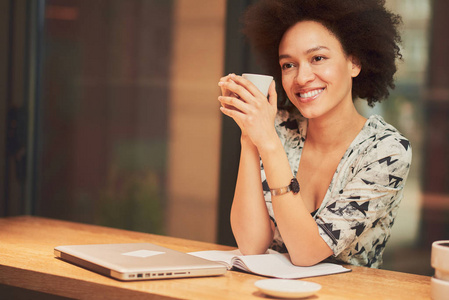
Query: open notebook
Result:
<box><xmin>189</xmin><ymin>249</ymin><xmax>351</xmax><ymax>279</ymax></box>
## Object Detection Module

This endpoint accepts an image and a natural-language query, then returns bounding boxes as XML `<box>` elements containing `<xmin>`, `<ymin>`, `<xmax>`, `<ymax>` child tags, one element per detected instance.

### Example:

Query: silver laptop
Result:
<box><xmin>54</xmin><ymin>243</ymin><xmax>227</xmax><ymax>281</ymax></box>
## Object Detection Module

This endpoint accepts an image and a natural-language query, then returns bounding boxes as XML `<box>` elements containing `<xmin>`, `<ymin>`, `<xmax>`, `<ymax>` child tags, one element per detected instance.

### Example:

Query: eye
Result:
<box><xmin>281</xmin><ymin>62</ymin><xmax>295</xmax><ymax>70</ymax></box>
<box><xmin>313</xmin><ymin>56</ymin><xmax>326</xmax><ymax>63</ymax></box>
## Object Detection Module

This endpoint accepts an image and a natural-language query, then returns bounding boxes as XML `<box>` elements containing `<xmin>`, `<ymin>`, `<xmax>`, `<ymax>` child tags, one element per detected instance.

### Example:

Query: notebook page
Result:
<box><xmin>188</xmin><ymin>249</ymin><xmax>243</xmax><ymax>269</ymax></box>
<box><xmin>233</xmin><ymin>253</ymin><xmax>350</xmax><ymax>279</ymax></box>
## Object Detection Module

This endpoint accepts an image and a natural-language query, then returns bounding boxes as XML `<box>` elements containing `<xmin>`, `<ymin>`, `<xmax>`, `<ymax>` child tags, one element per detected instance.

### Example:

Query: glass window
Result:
<box><xmin>34</xmin><ymin>0</ymin><xmax>226</xmax><ymax>241</ymax></box>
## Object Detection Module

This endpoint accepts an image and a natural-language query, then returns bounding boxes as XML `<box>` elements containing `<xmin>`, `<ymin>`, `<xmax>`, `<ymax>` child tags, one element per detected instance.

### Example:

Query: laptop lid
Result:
<box><xmin>54</xmin><ymin>243</ymin><xmax>227</xmax><ymax>281</ymax></box>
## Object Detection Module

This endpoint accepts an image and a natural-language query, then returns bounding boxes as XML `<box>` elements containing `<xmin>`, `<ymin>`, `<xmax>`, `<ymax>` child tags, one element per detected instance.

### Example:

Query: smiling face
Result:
<box><xmin>278</xmin><ymin>21</ymin><xmax>361</xmax><ymax>120</ymax></box>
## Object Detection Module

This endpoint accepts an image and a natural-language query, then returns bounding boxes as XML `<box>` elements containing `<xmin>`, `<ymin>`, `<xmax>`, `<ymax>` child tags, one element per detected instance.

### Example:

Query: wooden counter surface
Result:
<box><xmin>0</xmin><ymin>216</ymin><xmax>431</xmax><ymax>299</ymax></box>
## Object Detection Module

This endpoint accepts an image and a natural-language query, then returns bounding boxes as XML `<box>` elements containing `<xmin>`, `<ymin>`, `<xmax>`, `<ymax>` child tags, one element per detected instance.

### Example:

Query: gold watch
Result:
<box><xmin>270</xmin><ymin>178</ymin><xmax>300</xmax><ymax>196</ymax></box>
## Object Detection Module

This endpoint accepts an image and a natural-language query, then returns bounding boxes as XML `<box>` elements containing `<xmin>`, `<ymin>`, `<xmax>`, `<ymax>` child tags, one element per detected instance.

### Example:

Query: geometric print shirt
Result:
<box><xmin>261</xmin><ymin>110</ymin><xmax>412</xmax><ymax>268</ymax></box>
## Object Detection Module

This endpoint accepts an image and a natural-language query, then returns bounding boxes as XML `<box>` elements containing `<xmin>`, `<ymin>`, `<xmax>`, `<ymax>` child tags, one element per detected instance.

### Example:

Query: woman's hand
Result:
<box><xmin>218</xmin><ymin>74</ymin><xmax>278</xmax><ymax>148</ymax></box>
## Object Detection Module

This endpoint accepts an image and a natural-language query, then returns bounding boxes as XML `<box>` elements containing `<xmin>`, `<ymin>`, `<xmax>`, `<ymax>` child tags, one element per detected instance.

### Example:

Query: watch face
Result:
<box><xmin>291</xmin><ymin>178</ymin><xmax>300</xmax><ymax>193</ymax></box>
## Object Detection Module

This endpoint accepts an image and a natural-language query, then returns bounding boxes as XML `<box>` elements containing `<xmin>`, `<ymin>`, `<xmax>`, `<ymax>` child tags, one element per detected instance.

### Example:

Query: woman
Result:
<box><xmin>218</xmin><ymin>0</ymin><xmax>412</xmax><ymax>268</ymax></box>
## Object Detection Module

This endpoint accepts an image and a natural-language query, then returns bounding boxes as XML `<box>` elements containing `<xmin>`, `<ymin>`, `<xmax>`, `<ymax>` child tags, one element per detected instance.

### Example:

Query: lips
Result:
<box><xmin>293</xmin><ymin>88</ymin><xmax>325</xmax><ymax>104</ymax></box>
<box><xmin>298</xmin><ymin>88</ymin><xmax>324</xmax><ymax>98</ymax></box>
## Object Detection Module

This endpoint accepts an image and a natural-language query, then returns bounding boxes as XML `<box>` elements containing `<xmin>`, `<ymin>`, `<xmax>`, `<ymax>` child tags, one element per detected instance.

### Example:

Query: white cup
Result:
<box><xmin>242</xmin><ymin>73</ymin><xmax>273</xmax><ymax>97</ymax></box>
<box><xmin>431</xmin><ymin>277</ymin><xmax>449</xmax><ymax>300</ymax></box>
<box><xmin>431</xmin><ymin>240</ymin><xmax>449</xmax><ymax>281</ymax></box>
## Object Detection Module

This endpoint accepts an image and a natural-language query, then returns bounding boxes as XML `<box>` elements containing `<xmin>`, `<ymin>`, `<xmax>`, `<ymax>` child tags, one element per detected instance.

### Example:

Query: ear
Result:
<box><xmin>349</xmin><ymin>56</ymin><xmax>361</xmax><ymax>78</ymax></box>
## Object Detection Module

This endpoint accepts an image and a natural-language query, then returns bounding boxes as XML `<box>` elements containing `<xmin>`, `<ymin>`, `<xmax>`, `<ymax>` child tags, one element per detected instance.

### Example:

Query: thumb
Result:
<box><xmin>267</xmin><ymin>80</ymin><xmax>277</xmax><ymax>108</ymax></box>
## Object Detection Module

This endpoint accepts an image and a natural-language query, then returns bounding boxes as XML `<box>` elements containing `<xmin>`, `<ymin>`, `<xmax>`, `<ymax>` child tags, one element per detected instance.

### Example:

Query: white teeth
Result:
<box><xmin>299</xmin><ymin>89</ymin><xmax>323</xmax><ymax>98</ymax></box>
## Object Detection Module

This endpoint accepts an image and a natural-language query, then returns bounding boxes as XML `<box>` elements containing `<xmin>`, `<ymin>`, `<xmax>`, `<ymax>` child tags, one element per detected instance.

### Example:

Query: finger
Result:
<box><xmin>219</xmin><ymin>105</ymin><xmax>246</xmax><ymax>122</ymax></box>
<box><xmin>219</xmin><ymin>73</ymin><xmax>235</xmax><ymax>82</ymax></box>
<box><xmin>218</xmin><ymin>80</ymin><xmax>253</xmax><ymax>103</ymax></box>
<box><xmin>229</xmin><ymin>74</ymin><xmax>267</xmax><ymax>98</ymax></box>
<box><xmin>220</xmin><ymin>102</ymin><xmax>242</xmax><ymax>113</ymax></box>
<box><xmin>218</xmin><ymin>95</ymin><xmax>249</xmax><ymax>113</ymax></box>
<box><xmin>218</xmin><ymin>75</ymin><xmax>237</xmax><ymax>97</ymax></box>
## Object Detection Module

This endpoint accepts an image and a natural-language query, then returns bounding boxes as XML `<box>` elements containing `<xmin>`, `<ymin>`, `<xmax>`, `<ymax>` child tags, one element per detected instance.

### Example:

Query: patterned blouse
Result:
<box><xmin>261</xmin><ymin>110</ymin><xmax>412</xmax><ymax>268</ymax></box>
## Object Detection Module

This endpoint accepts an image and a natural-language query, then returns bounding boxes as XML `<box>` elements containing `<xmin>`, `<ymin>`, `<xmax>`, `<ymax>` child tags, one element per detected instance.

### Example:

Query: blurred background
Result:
<box><xmin>1</xmin><ymin>0</ymin><xmax>447</xmax><ymax>276</ymax></box>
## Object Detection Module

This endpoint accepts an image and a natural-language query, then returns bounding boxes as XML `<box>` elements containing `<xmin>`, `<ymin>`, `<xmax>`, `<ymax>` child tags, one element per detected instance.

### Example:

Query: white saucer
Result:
<box><xmin>255</xmin><ymin>279</ymin><xmax>322</xmax><ymax>298</ymax></box>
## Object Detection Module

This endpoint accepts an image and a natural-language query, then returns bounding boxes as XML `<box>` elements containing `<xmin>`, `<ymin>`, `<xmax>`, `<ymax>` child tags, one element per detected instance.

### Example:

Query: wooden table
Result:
<box><xmin>0</xmin><ymin>216</ymin><xmax>431</xmax><ymax>299</ymax></box>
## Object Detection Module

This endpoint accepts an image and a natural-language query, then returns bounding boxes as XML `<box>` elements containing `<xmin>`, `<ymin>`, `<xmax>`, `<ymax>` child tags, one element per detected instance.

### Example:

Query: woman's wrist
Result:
<box><xmin>256</xmin><ymin>131</ymin><xmax>283</xmax><ymax>157</ymax></box>
<box><xmin>240</xmin><ymin>134</ymin><xmax>254</xmax><ymax>147</ymax></box>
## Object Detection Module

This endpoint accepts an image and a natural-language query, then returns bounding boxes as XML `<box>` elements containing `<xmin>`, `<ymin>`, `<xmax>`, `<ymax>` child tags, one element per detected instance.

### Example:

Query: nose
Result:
<box><xmin>295</xmin><ymin>64</ymin><xmax>315</xmax><ymax>86</ymax></box>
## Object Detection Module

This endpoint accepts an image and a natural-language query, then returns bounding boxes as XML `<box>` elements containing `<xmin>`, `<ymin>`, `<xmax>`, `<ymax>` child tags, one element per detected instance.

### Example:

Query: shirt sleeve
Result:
<box><xmin>315</xmin><ymin>134</ymin><xmax>412</xmax><ymax>256</ymax></box>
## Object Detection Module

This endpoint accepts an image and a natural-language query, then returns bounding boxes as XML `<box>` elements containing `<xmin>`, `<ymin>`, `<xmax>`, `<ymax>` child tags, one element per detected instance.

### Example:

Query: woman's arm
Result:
<box><xmin>219</xmin><ymin>75</ymin><xmax>332</xmax><ymax>264</ymax></box>
<box><xmin>230</xmin><ymin>136</ymin><xmax>274</xmax><ymax>254</ymax></box>
<box><xmin>218</xmin><ymin>74</ymin><xmax>274</xmax><ymax>254</ymax></box>
<box><xmin>258</xmin><ymin>140</ymin><xmax>333</xmax><ymax>266</ymax></box>
<box><xmin>313</xmin><ymin>133</ymin><xmax>413</xmax><ymax>265</ymax></box>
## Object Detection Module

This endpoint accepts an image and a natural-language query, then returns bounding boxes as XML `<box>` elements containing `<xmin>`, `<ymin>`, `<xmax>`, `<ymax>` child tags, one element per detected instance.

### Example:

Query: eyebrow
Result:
<box><xmin>279</xmin><ymin>46</ymin><xmax>330</xmax><ymax>60</ymax></box>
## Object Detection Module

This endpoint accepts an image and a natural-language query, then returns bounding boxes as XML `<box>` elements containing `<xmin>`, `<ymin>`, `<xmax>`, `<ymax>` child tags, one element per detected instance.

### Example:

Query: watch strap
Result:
<box><xmin>270</xmin><ymin>178</ymin><xmax>300</xmax><ymax>196</ymax></box>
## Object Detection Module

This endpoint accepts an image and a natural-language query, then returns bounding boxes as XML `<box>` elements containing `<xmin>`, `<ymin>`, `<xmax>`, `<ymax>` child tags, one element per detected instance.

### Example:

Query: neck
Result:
<box><xmin>306</xmin><ymin>104</ymin><xmax>366</xmax><ymax>151</ymax></box>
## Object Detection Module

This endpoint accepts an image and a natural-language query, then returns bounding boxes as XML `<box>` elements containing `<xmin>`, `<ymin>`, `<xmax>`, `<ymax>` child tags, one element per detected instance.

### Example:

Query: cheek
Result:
<box><xmin>319</xmin><ymin>64</ymin><xmax>352</xmax><ymax>84</ymax></box>
<box><xmin>281</xmin><ymin>76</ymin><xmax>290</xmax><ymax>91</ymax></box>
<box><xmin>318</xmin><ymin>65</ymin><xmax>339</xmax><ymax>80</ymax></box>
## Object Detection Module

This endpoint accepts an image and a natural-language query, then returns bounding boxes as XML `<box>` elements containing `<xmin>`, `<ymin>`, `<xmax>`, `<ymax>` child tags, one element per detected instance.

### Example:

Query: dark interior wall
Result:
<box><xmin>0</xmin><ymin>0</ymin><xmax>10</xmax><ymax>216</ymax></box>
<box><xmin>217</xmin><ymin>0</ymin><xmax>264</xmax><ymax>246</ymax></box>
<box><xmin>420</xmin><ymin>0</ymin><xmax>449</xmax><ymax>247</ymax></box>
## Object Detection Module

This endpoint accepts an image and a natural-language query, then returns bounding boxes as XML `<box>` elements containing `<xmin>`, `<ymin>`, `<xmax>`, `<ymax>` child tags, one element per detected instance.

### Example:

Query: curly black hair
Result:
<box><xmin>242</xmin><ymin>0</ymin><xmax>403</xmax><ymax>107</ymax></box>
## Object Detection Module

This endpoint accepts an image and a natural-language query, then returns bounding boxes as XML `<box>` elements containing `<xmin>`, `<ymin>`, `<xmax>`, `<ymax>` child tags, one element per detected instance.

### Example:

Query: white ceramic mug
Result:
<box><xmin>431</xmin><ymin>277</ymin><xmax>449</xmax><ymax>300</ymax></box>
<box><xmin>242</xmin><ymin>73</ymin><xmax>273</xmax><ymax>97</ymax></box>
<box><xmin>431</xmin><ymin>240</ymin><xmax>449</xmax><ymax>281</ymax></box>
